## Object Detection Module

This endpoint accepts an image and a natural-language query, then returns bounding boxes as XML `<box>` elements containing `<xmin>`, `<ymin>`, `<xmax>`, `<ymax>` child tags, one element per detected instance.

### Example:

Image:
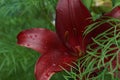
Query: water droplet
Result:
<box><xmin>26</xmin><ymin>44</ymin><xmax>30</xmax><ymax>47</ymax></box>
<box><xmin>52</xmin><ymin>63</ymin><xmax>56</xmax><ymax>66</ymax></box>
<box><xmin>32</xmin><ymin>37</ymin><xmax>35</xmax><ymax>40</ymax></box>
<box><xmin>29</xmin><ymin>35</ymin><xmax>33</xmax><ymax>38</ymax></box>
<box><xmin>34</xmin><ymin>35</ymin><xmax>38</xmax><ymax>37</ymax></box>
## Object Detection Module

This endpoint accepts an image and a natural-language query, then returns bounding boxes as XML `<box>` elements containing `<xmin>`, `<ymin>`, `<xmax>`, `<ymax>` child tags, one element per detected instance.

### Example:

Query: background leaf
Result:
<box><xmin>82</xmin><ymin>0</ymin><xmax>93</xmax><ymax>10</ymax></box>
<box><xmin>112</xmin><ymin>0</ymin><xmax>120</xmax><ymax>7</ymax></box>
<box><xmin>0</xmin><ymin>0</ymin><xmax>118</xmax><ymax>80</ymax></box>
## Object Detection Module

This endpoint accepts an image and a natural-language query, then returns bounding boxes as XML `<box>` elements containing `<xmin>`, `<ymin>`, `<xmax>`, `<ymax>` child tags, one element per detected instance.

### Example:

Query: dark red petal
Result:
<box><xmin>17</xmin><ymin>28</ymin><xmax>66</xmax><ymax>54</ymax></box>
<box><xmin>107</xmin><ymin>53</ymin><xmax>120</xmax><ymax>78</ymax></box>
<box><xmin>85</xmin><ymin>6</ymin><xmax>120</xmax><ymax>45</ymax></box>
<box><xmin>105</xmin><ymin>6</ymin><xmax>120</xmax><ymax>74</ymax></box>
<box><xmin>85</xmin><ymin>6</ymin><xmax>120</xmax><ymax>78</ymax></box>
<box><xmin>56</xmin><ymin>0</ymin><xmax>92</xmax><ymax>54</ymax></box>
<box><xmin>104</xmin><ymin>6</ymin><xmax>120</xmax><ymax>18</ymax></box>
<box><xmin>35</xmin><ymin>50</ymin><xmax>77</xmax><ymax>80</ymax></box>
<box><xmin>112</xmin><ymin>52</ymin><xmax>120</xmax><ymax>71</ymax></box>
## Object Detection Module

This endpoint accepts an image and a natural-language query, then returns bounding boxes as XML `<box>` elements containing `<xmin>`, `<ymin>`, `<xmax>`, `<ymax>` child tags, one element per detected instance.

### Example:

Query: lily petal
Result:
<box><xmin>56</xmin><ymin>0</ymin><xmax>92</xmax><ymax>54</ymax></box>
<box><xmin>17</xmin><ymin>28</ymin><xmax>77</xmax><ymax>80</ymax></box>
<box><xmin>17</xmin><ymin>0</ymin><xmax>92</xmax><ymax>79</ymax></box>
<box><xmin>86</xmin><ymin>6</ymin><xmax>120</xmax><ymax>77</ymax></box>
<box><xmin>104</xmin><ymin>6</ymin><xmax>120</xmax><ymax>18</ymax></box>
<box><xmin>17</xmin><ymin>28</ymin><xmax>66</xmax><ymax>54</ymax></box>
<box><xmin>105</xmin><ymin>7</ymin><xmax>120</xmax><ymax>71</ymax></box>
<box><xmin>85</xmin><ymin>6</ymin><xmax>120</xmax><ymax>45</ymax></box>
<box><xmin>35</xmin><ymin>50</ymin><xmax>77</xmax><ymax>80</ymax></box>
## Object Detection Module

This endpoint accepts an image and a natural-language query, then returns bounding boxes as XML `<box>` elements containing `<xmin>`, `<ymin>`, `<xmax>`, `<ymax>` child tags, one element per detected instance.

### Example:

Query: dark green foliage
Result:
<box><xmin>0</xmin><ymin>0</ymin><xmax>59</xmax><ymax>80</ymax></box>
<box><xmin>112</xmin><ymin>0</ymin><xmax>120</xmax><ymax>7</ymax></box>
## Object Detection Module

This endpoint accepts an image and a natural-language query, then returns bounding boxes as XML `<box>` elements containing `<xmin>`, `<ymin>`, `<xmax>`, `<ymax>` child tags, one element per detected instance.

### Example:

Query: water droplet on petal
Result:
<box><xmin>26</xmin><ymin>44</ymin><xmax>30</xmax><ymax>47</ymax></box>
<box><xmin>52</xmin><ymin>63</ymin><xmax>56</xmax><ymax>66</ymax></box>
<box><xmin>29</xmin><ymin>35</ymin><xmax>33</xmax><ymax>38</ymax></box>
<box><xmin>35</xmin><ymin>35</ymin><xmax>38</xmax><ymax>38</ymax></box>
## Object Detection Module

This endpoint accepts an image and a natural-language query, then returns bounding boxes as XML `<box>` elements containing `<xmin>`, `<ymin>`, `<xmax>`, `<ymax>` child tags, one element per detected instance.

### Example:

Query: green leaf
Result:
<box><xmin>82</xmin><ymin>0</ymin><xmax>93</xmax><ymax>10</ymax></box>
<box><xmin>112</xmin><ymin>0</ymin><xmax>120</xmax><ymax>7</ymax></box>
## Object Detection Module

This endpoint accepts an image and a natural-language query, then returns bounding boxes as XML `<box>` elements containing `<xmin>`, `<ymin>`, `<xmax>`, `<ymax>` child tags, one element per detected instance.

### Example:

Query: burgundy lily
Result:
<box><xmin>17</xmin><ymin>0</ymin><xmax>120</xmax><ymax>80</ymax></box>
